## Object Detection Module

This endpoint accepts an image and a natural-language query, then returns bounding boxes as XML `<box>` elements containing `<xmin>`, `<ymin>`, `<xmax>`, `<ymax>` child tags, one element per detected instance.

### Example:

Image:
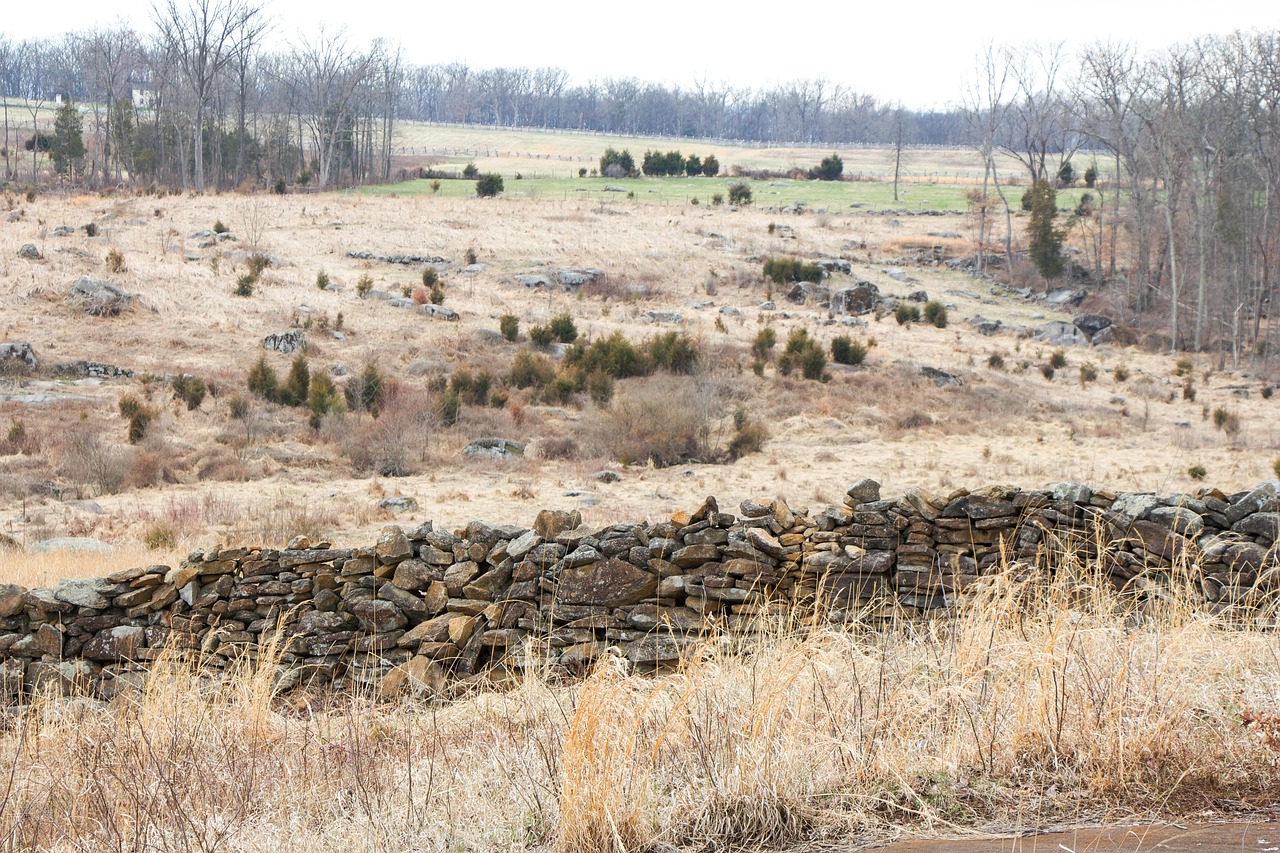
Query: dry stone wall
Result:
<box><xmin>2</xmin><ymin>478</ymin><xmax>1278</xmax><ymax>701</ymax></box>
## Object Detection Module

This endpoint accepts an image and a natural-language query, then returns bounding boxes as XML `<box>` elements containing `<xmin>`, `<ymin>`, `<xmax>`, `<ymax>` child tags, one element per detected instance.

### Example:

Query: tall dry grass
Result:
<box><xmin>2</xmin><ymin>546</ymin><xmax>1279</xmax><ymax>851</ymax></box>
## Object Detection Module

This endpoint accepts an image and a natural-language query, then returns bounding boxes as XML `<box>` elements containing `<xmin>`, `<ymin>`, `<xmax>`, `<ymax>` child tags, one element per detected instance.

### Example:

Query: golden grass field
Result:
<box><xmin>2</xmin><ymin>140</ymin><xmax>1280</xmax><ymax>849</ymax></box>
<box><xmin>2</xmin><ymin>180</ymin><xmax>1276</xmax><ymax>577</ymax></box>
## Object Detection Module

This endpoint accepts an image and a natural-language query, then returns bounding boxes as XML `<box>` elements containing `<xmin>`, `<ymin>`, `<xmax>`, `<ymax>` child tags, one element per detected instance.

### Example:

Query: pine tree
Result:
<box><xmin>246</xmin><ymin>354</ymin><xmax>278</xmax><ymax>401</ymax></box>
<box><xmin>280</xmin><ymin>354</ymin><xmax>310</xmax><ymax>407</ymax></box>
<box><xmin>51</xmin><ymin>101</ymin><xmax>85</xmax><ymax>177</ymax></box>
<box><xmin>1026</xmin><ymin>179</ymin><xmax>1066</xmax><ymax>281</ymax></box>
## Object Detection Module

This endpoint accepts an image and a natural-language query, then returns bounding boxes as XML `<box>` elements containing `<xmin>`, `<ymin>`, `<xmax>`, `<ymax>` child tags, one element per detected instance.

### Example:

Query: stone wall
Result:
<box><xmin>2</xmin><ymin>478</ymin><xmax>1277</xmax><ymax>701</ymax></box>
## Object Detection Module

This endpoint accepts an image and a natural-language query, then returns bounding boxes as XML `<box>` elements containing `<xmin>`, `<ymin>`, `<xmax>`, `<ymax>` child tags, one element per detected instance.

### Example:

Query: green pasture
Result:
<box><xmin>353</xmin><ymin>172</ymin><xmax>1092</xmax><ymax>215</ymax></box>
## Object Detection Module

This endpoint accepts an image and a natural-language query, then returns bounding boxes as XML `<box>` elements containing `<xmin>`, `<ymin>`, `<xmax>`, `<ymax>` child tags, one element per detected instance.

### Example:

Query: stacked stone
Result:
<box><xmin>1</xmin><ymin>478</ymin><xmax>1278</xmax><ymax>703</ymax></box>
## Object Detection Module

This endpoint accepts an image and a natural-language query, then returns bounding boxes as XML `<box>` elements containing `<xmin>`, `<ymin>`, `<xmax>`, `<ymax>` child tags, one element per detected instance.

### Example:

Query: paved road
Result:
<box><xmin>874</xmin><ymin>821</ymin><xmax>1278</xmax><ymax>851</ymax></box>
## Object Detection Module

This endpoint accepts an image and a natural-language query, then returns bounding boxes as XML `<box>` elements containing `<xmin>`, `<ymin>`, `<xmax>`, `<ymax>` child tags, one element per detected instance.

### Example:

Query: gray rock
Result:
<box><xmin>556</xmin><ymin>268</ymin><xmax>605</xmax><ymax>290</ymax></box>
<box><xmin>1149</xmin><ymin>506</ymin><xmax>1205</xmax><ymax>537</ymax></box>
<box><xmin>818</xmin><ymin>258</ymin><xmax>851</xmax><ymax>275</ymax></box>
<box><xmin>263</xmin><ymin>330</ymin><xmax>306</xmax><ymax>354</ymax></box>
<box><xmin>831</xmin><ymin>282</ymin><xmax>882</xmax><ymax>315</ymax></box>
<box><xmin>1111</xmin><ymin>493</ymin><xmax>1160</xmax><ymax>522</ymax></box>
<box><xmin>464</xmin><ymin>438</ymin><xmax>526</xmax><ymax>459</ymax></box>
<box><xmin>846</xmin><ymin>478</ymin><xmax>881</xmax><ymax>504</ymax></box>
<box><xmin>69</xmin><ymin>276</ymin><xmax>131</xmax><ymax>316</ymax></box>
<box><xmin>592</xmin><ymin>470</ymin><xmax>621</xmax><ymax>483</ymax></box>
<box><xmin>378</xmin><ymin>497</ymin><xmax>418</xmax><ymax>512</ymax></box>
<box><xmin>50</xmin><ymin>225</ymin><xmax>75</xmax><ymax>237</ymax></box>
<box><xmin>516</xmin><ymin>274</ymin><xmax>553</xmax><ymax>288</ymax></box>
<box><xmin>0</xmin><ymin>342</ymin><xmax>37</xmax><ymax>371</ymax></box>
<box><xmin>921</xmin><ymin>366</ymin><xmax>961</xmax><ymax>387</ymax></box>
<box><xmin>786</xmin><ymin>281</ymin><xmax>830</xmax><ymax>306</ymax></box>
<box><xmin>17</xmin><ymin>243</ymin><xmax>41</xmax><ymax>260</ymax></box>
<box><xmin>1074</xmin><ymin>313</ymin><xmax>1113</xmax><ymax>337</ymax></box>
<box><xmin>418</xmin><ymin>304</ymin><xmax>459</xmax><ymax>321</ymax></box>
<box><xmin>1050</xmin><ymin>482</ymin><xmax>1094</xmax><ymax>504</ymax></box>
<box><xmin>1043</xmin><ymin>288</ymin><xmax>1087</xmax><ymax>307</ymax></box>
<box><xmin>906</xmin><ymin>290</ymin><xmax>929</xmax><ymax>303</ymax></box>
<box><xmin>639</xmin><ymin>311</ymin><xmax>684</xmax><ymax>325</ymax></box>
<box><xmin>54</xmin><ymin>577</ymin><xmax>111</xmax><ymax>609</ymax></box>
<box><xmin>31</xmin><ymin>537</ymin><xmax>114</xmax><ymax>555</ymax></box>
<box><xmin>82</xmin><ymin>626</ymin><xmax>146</xmax><ymax>661</ymax></box>
<box><xmin>1032</xmin><ymin>321</ymin><xmax>1090</xmax><ymax>347</ymax></box>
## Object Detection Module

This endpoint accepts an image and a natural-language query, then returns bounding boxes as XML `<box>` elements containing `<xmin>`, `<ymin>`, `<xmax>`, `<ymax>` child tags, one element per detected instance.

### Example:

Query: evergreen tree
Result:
<box><xmin>1026</xmin><ymin>179</ymin><xmax>1066</xmax><ymax>281</ymax></box>
<box><xmin>51</xmin><ymin>101</ymin><xmax>85</xmax><ymax>177</ymax></box>
<box><xmin>246</xmin><ymin>354</ymin><xmax>278</xmax><ymax>401</ymax></box>
<box><xmin>280</xmin><ymin>354</ymin><xmax>310</xmax><ymax>407</ymax></box>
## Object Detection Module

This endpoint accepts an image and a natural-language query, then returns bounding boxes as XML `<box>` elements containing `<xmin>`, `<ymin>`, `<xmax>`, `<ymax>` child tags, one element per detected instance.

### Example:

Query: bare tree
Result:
<box><xmin>964</xmin><ymin>44</ymin><xmax>1015</xmax><ymax>276</ymax></box>
<box><xmin>282</xmin><ymin>27</ymin><xmax>372</xmax><ymax>189</ymax></box>
<box><xmin>151</xmin><ymin>0</ymin><xmax>265</xmax><ymax>191</ymax></box>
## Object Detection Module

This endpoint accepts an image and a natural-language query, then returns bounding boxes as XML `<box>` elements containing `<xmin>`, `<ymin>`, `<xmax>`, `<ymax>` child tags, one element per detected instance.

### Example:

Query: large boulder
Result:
<box><xmin>263</xmin><ymin>330</ymin><xmax>305</xmax><ymax>353</ymax></box>
<box><xmin>1073</xmin><ymin>313</ymin><xmax>1113</xmax><ymax>338</ymax></box>
<box><xmin>464</xmin><ymin>438</ymin><xmax>525</xmax><ymax>459</ymax></box>
<box><xmin>831</xmin><ymin>282</ymin><xmax>881</xmax><ymax>315</ymax></box>
<box><xmin>556</xmin><ymin>557</ymin><xmax>657</xmax><ymax>608</ymax></box>
<box><xmin>0</xmin><ymin>342</ymin><xmax>37</xmax><ymax>371</ymax></box>
<box><xmin>1032</xmin><ymin>321</ymin><xmax>1090</xmax><ymax>347</ymax></box>
<box><xmin>69</xmin><ymin>277</ymin><xmax>131</xmax><ymax>316</ymax></box>
<box><xmin>786</xmin><ymin>281</ymin><xmax>830</xmax><ymax>306</ymax></box>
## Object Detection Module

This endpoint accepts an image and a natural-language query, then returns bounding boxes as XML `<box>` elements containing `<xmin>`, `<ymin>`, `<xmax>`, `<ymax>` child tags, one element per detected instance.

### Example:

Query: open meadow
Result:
<box><xmin>2</xmin><ymin>129</ymin><xmax>1279</xmax><ymax>850</ymax></box>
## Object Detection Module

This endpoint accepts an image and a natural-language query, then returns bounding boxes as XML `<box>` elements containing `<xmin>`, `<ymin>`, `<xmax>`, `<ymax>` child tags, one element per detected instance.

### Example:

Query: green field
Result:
<box><xmin>353</xmin><ymin>172</ymin><xmax>1091</xmax><ymax>215</ymax></box>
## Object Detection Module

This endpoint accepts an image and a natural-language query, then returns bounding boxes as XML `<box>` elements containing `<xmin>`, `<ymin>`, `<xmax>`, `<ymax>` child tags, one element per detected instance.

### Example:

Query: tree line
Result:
<box><xmin>0</xmin><ymin>2</ymin><xmax>401</xmax><ymax>192</ymax></box>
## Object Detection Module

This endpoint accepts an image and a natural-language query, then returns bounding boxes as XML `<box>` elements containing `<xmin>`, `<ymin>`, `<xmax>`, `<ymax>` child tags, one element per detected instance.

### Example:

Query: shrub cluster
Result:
<box><xmin>763</xmin><ymin>256</ymin><xmax>825</xmax><ymax>285</ymax></box>
<box><xmin>171</xmin><ymin>374</ymin><xmax>207</xmax><ymax>410</ymax></box>
<box><xmin>246</xmin><ymin>353</ymin><xmax>344</xmax><ymax>427</ymax></box>
<box><xmin>727</xmin><ymin>183</ymin><xmax>752</xmax><ymax>205</ymax></box>
<box><xmin>476</xmin><ymin>173</ymin><xmax>504</xmax><ymax>197</ymax></box>
<box><xmin>811</xmin><ymin>153</ymin><xmax>843</xmax><ymax>181</ymax></box>
<box><xmin>830</xmin><ymin>336</ymin><xmax>867</xmax><ymax>366</ymax></box>
<box><xmin>510</xmin><ymin>331</ymin><xmax>700</xmax><ymax>406</ymax></box>
<box><xmin>599</xmin><ymin>147</ymin><xmax>635</xmax><ymax>177</ymax></box>
<box><xmin>234</xmin><ymin>252</ymin><xmax>272</xmax><ymax>297</ymax></box>
<box><xmin>639</xmin><ymin>150</ymin><xmax>719</xmax><ymax>177</ymax></box>
<box><xmin>776</xmin><ymin>329</ymin><xmax>827</xmax><ymax>381</ymax></box>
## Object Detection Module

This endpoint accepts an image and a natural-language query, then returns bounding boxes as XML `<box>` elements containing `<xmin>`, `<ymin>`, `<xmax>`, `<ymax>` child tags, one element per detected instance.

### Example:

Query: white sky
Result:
<box><xmin>3</xmin><ymin>0</ymin><xmax>1278</xmax><ymax>109</ymax></box>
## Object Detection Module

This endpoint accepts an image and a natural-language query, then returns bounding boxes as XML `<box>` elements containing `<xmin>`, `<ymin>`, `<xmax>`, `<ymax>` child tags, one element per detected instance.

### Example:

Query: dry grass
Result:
<box><xmin>2</xmin><ymin>552</ymin><xmax>1278</xmax><ymax>851</ymax></box>
<box><xmin>3</xmin><ymin>187</ymin><xmax>1280</xmax><ymax>553</ymax></box>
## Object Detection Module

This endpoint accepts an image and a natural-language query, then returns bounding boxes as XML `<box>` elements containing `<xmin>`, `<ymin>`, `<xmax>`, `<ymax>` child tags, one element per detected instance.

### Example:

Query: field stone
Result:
<box><xmin>1232</xmin><ymin>512</ymin><xmax>1280</xmax><ymax>542</ymax></box>
<box><xmin>1148</xmin><ymin>506</ymin><xmax>1205</xmax><ymax>537</ymax></box>
<box><xmin>350</xmin><ymin>600</ymin><xmax>407</xmax><ymax>633</ymax></box>
<box><xmin>534</xmin><ymin>509</ymin><xmax>581</xmax><ymax>539</ymax></box>
<box><xmin>831</xmin><ymin>283</ymin><xmax>881</xmax><ymax>315</ymax></box>
<box><xmin>1074</xmin><ymin>313</ymin><xmax>1112</xmax><ymax>337</ymax></box>
<box><xmin>31</xmin><ymin>537</ymin><xmax>114</xmax><ymax>555</ymax></box>
<box><xmin>846</xmin><ymin>478</ymin><xmax>881</xmax><ymax>504</ymax></box>
<box><xmin>622</xmin><ymin>635</ymin><xmax>693</xmax><ymax>664</ymax></box>
<box><xmin>0</xmin><ymin>584</ymin><xmax>28</xmax><ymax>617</ymax></box>
<box><xmin>262</xmin><ymin>330</ymin><xmax>305</xmax><ymax>354</ymax></box>
<box><xmin>940</xmin><ymin>494</ymin><xmax>1015</xmax><ymax>520</ymax></box>
<box><xmin>17</xmin><ymin>244</ymin><xmax>41</xmax><ymax>260</ymax></box>
<box><xmin>375</xmin><ymin>527</ymin><xmax>412</xmax><ymax>564</ymax></box>
<box><xmin>54</xmin><ymin>577</ymin><xmax>111</xmax><ymax>609</ymax></box>
<box><xmin>556</xmin><ymin>557</ymin><xmax>657</xmax><ymax>607</ymax></box>
<box><xmin>1032</xmin><ymin>320</ymin><xmax>1089</xmax><ymax>347</ymax></box>
<box><xmin>1111</xmin><ymin>493</ymin><xmax>1160</xmax><ymax>522</ymax></box>
<box><xmin>391</xmin><ymin>559</ymin><xmax>438</xmax><ymax>591</ymax></box>
<box><xmin>82</xmin><ymin>626</ymin><xmax>145</xmax><ymax>661</ymax></box>
<box><xmin>69</xmin><ymin>276</ymin><xmax>131</xmax><ymax>316</ymax></box>
<box><xmin>0</xmin><ymin>343</ymin><xmax>38</xmax><ymax>371</ymax></box>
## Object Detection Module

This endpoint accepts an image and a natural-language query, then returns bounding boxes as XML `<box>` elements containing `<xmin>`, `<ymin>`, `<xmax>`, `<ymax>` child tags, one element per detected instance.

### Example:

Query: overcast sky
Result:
<box><xmin>3</xmin><ymin>0</ymin><xmax>1278</xmax><ymax>109</ymax></box>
